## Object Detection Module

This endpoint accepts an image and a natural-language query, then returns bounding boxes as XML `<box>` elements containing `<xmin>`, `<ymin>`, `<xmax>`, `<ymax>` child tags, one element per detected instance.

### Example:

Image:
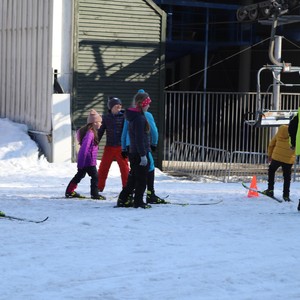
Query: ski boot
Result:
<box><xmin>65</xmin><ymin>191</ymin><xmax>85</xmax><ymax>199</ymax></box>
<box><xmin>298</xmin><ymin>200</ymin><xmax>300</xmax><ymax>212</ymax></box>
<box><xmin>134</xmin><ymin>202</ymin><xmax>152</xmax><ymax>209</ymax></box>
<box><xmin>91</xmin><ymin>194</ymin><xmax>106</xmax><ymax>200</ymax></box>
<box><xmin>146</xmin><ymin>190</ymin><xmax>167</xmax><ymax>204</ymax></box>
<box><xmin>262</xmin><ymin>189</ymin><xmax>274</xmax><ymax>197</ymax></box>
<box><xmin>117</xmin><ymin>194</ymin><xmax>134</xmax><ymax>208</ymax></box>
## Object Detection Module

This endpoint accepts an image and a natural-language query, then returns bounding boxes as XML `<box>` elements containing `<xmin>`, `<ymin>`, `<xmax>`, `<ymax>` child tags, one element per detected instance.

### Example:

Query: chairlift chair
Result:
<box><xmin>244</xmin><ymin>109</ymin><xmax>296</xmax><ymax>127</ymax></box>
<box><xmin>237</xmin><ymin>0</ymin><xmax>300</xmax><ymax>127</ymax></box>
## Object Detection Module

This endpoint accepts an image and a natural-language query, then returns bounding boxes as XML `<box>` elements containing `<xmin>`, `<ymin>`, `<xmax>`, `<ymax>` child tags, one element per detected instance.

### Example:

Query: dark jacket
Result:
<box><xmin>288</xmin><ymin>113</ymin><xmax>298</xmax><ymax>148</ymax></box>
<box><xmin>98</xmin><ymin>110</ymin><xmax>125</xmax><ymax>147</ymax></box>
<box><xmin>125</xmin><ymin>108</ymin><xmax>150</xmax><ymax>157</ymax></box>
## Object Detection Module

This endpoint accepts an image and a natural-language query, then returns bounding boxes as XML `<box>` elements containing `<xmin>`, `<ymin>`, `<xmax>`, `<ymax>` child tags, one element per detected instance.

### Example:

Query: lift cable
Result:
<box><xmin>164</xmin><ymin>37</ymin><xmax>271</xmax><ymax>90</ymax></box>
<box><xmin>283</xmin><ymin>36</ymin><xmax>300</xmax><ymax>49</ymax></box>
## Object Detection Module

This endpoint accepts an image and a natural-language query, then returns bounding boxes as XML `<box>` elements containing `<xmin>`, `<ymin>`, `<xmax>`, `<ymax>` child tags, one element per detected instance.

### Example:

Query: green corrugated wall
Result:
<box><xmin>73</xmin><ymin>0</ymin><xmax>166</xmax><ymax>167</ymax></box>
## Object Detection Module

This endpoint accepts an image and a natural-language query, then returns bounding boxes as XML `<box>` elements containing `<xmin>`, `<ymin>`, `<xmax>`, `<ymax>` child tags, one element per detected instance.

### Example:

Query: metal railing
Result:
<box><xmin>165</xmin><ymin>141</ymin><xmax>230</xmax><ymax>182</ymax></box>
<box><xmin>163</xmin><ymin>91</ymin><xmax>300</xmax><ymax>182</ymax></box>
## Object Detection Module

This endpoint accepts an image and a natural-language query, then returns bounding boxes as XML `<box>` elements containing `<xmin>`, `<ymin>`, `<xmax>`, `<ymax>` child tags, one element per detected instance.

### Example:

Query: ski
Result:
<box><xmin>165</xmin><ymin>200</ymin><xmax>223</xmax><ymax>206</ymax></box>
<box><xmin>242</xmin><ymin>182</ymin><xmax>283</xmax><ymax>203</ymax></box>
<box><xmin>0</xmin><ymin>213</ymin><xmax>49</xmax><ymax>223</ymax></box>
<box><xmin>113</xmin><ymin>200</ymin><xmax>223</xmax><ymax>207</ymax></box>
<box><xmin>49</xmin><ymin>195</ymin><xmax>106</xmax><ymax>201</ymax></box>
<box><xmin>113</xmin><ymin>194</ymin><xmax>170</xmax><ymax>200</ymax></box>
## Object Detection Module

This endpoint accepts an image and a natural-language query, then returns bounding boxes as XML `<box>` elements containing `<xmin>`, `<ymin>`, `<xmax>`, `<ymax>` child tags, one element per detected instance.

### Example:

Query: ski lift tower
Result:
<box><xmin>237</xmin><ymin>0</ymin><xmax>300</xmax><ymax>127</ymax></box>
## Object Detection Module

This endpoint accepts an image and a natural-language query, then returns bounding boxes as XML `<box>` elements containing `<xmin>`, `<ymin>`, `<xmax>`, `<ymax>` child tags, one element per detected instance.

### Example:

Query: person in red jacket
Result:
<box><xmin>263</xmin><ymin>125</ymin><xmax>295</xmax><ymax>202</ymax></box>
<box><xmin>97</xmin><ymin>97</ymin><xmax>129</xmax><ymax>192</ymax></box>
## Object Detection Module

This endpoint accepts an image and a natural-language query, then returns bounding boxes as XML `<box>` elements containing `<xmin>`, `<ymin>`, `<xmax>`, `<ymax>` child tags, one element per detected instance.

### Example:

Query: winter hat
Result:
<box><xmin>87</xmin><ymin>109</ymin><xmax>102</xmax><ymax>124</ymax></box>
<box><xmin>134</xmin><ymin>92</ymin><xmax>151</xmax><ymax>108</ymax></box>
<box><xmin>107</xmin><ymin>97</ymin><xmax>122</xmax><ymax>110</ymax></box>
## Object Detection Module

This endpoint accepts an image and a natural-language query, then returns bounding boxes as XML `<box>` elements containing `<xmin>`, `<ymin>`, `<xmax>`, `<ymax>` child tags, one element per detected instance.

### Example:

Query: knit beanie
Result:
<box><xmin>107</xmin><ymin>97</ymin><xmax>122</xmax><ymax>110</ymax></box>
<box><xmin>87</xmin><ymin>109</ymin><xmax>102</xmax><ymax>124</ymax></box>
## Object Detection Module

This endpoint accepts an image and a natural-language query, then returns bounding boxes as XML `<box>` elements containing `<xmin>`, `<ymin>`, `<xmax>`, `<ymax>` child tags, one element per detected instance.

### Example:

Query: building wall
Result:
<box><xmin>50</xmin><ymin>0</ymin><xmax>73</xmax><ymax>162</ymax></box>
<box><xmin>0</xmin><ymin>0</ymin><xmax>166</xmax><ymax>164</ymax></box>
<box><xmin>52</xmin><ymin>0</ymin><xmax>73</xmax><ymax>93</ymax></box>
<box><xmin>73</xmin><ymin>0</ymin><xmax>166</xmax><ymax>165</ymax></box>
<box><xmin>0</xmin><ymin>0</ymin><xmax>53</xmax><ymax>132</ymax></box>
<box><xmin>0</xmin><ymin>0</ymin><xmax>74</xmax><ymax>162</ymax></box>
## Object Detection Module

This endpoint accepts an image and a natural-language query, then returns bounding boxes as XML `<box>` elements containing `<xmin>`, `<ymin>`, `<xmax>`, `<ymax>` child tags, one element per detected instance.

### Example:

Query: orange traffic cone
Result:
<box><xmin>247</xmin><ymin>175</ymin><xmax>259</xmax><ymax>198</ymax></box>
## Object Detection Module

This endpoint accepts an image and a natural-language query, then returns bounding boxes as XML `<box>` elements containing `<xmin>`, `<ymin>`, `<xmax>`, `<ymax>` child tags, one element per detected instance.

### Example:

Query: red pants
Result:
<box><xmin>98</xmin><ymin>146</ymin><xmax>129</xmax><ymax>191</ymax></box>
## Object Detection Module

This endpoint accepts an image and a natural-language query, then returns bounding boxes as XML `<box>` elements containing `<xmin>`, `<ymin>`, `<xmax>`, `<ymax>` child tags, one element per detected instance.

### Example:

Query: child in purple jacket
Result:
<box><xmin>65</xmin><ymin>109</ymin><xmax>105</xmax><ymax>200</ymax></box>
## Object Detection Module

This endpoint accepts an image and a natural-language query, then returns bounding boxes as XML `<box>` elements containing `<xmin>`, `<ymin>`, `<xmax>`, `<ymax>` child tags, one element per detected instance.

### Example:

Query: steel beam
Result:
<box><xmin>154</xmin><ymin>1</ymin><xmax>239</xmax><ymax>10</ymax></box>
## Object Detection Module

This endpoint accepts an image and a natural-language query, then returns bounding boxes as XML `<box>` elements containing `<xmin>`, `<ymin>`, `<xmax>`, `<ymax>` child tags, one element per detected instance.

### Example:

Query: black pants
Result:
<box><xmin>69</xmin><ymin>166</ymin><xmax>99</xmax><ymax>197</ymax></box>
<box><xmin>147</xmin><ymin>170</ymin><xmax>155</xmax><ymax>192</ymax></box>
<box><xmin>268</xmin><ymin>159</ymin><xmax>292</xmax><ymax>197</ymax></box>
<box><xmin>119</xmin><ymin>153</ymin><xmax>149</xmax><ymax>206</ymax></box>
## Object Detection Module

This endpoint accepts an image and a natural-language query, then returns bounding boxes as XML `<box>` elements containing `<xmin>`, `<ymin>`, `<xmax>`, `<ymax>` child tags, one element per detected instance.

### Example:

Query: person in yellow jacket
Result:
<box><xmin>263</xmin><ymin>125</ymin><xmax>295</xmax><ymax>201</ymax></box>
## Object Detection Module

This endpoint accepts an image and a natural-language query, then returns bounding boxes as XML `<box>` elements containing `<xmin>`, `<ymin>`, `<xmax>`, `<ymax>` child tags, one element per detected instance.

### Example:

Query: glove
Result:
<box><xmin>121</xmin><ymin>150</ymin><xmax>128</xmax><ymax>158</ymax></box>
<box><xmin>151</xmin><ymin>145</ymin><xmax>157</xmax><ymax>152</ymax></box>
<box><xmin>139</xmin><ymin>155</ymin><xmax>148</xmax><ymax>166</ymax></box>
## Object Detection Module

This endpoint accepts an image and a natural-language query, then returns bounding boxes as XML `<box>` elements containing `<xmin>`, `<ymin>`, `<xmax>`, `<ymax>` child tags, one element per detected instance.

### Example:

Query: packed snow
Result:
<box><xmin>1</xmin><ymin>117</ymin><xmax>300</xmax><ymax>300</ymax></box>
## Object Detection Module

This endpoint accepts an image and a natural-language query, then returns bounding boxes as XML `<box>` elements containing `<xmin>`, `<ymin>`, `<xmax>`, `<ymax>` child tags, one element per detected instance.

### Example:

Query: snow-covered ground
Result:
<box><xmin>1</xmin><ymin>117</ymin><xmax>300</xmax><ymax>300</ymax></box>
